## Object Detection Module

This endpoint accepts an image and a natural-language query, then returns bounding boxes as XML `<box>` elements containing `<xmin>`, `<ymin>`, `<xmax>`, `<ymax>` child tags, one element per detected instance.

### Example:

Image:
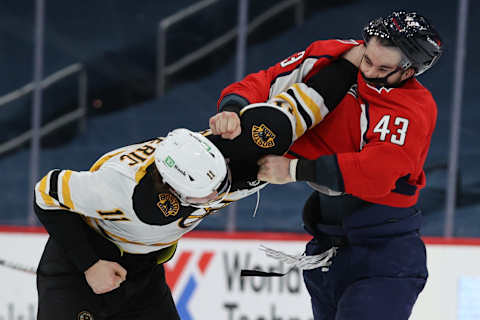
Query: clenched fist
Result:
<box><xmin>209</xmin><ymin>111</ymin><xmax>241</xmax><ymax>139</ymax></box>
<box><xmin>84</xmin><ymin>259</ymin><xmax>127</xmax><ymax>294</ymax></box>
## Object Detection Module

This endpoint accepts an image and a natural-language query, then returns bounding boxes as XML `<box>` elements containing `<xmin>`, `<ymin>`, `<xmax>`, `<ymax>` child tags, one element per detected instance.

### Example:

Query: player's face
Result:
<box><xmin>360</xmin><ymin>37</ymin><xmax>411</xmax><ymax>86</ymax></box>
<box><xmin>186</xmin><ymin>191</ymin><xmax>219</xmax><ymax>205</ymax></box>
<box><xmin>182</xmin><ymin>166</ymin><xmax>231</xmax><ymax>207</ymax></box>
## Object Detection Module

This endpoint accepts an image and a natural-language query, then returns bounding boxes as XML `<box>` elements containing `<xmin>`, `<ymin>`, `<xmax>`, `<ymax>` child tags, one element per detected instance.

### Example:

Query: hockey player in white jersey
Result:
<box><xmin>33</xmin><ymin>97</ymin><xmax>324</xmax><ymax>320</ymax></box>
<box><xmin>33</xmin><ymin>46</ymin><xmax>361</xmax><ymax>318</ymax></box>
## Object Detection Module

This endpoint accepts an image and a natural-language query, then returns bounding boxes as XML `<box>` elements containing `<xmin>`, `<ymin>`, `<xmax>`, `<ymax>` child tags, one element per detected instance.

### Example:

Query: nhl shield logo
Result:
<box><xmin>157</xmin><ymin>193</ymin><xmax>180</xmax><ymax>217</ymax></box>
<box><xmin>77</xmin><ymin>311</ymin><xmax>93</xmax><ymax>320</ymax></box>
<box><xmin>252</xmin><ymin>124</ymin><xmax>276</xmax><ymax>149</ymax></box>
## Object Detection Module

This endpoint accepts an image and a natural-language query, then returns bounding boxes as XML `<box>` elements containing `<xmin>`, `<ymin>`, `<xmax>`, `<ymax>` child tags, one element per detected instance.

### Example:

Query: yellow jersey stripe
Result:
<box><xmin>199</xmin><ymin>129</ymin><xmax>212</xmax><ymax>136</ymax></box>
<box><xmin>135</xmin><ymin>156</ymin><xmax>155</xmax><ymax>183</ymax></box>
<box><xmin>61</xmin><ymin>170</ymin><xmax>74</xmax><ymax>210</ymax></box>
<box><xmin>156</xmin><ymin>243</ymin><xmax>178</xmax><ymax>264</ymax></box>
<box><xmin>100</xmin><ymin>225</ymin><xmax>179</xmax><ymax>247</ymax></box>
<box><xmin>38</xmin><ymin>174</ymin><xmax>56</xmax><ymax>207</ymax></box>
<box><xmin>292</xmin><ymin>83</ymin><xmax>323</xmax><ymax>126</ymax></box>
<box><xmin>278</xmin><ymin>93</ymin><xmax>305</xmax><ymax>138</ymax></box>
<box><xmin>90</xmin><ymin>150</ymin><xmax>123</xmax><ymax>172</ymax></box>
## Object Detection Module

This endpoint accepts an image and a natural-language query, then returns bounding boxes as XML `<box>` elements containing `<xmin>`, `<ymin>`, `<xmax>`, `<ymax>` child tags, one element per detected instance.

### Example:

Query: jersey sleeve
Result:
<box><xmin>35</xmin><ymin>169</ymin><xmax>114</xmax><ymax>219</ymax></box>
<box><xmin>337</xmin><ymin>143</ymin><xmax>416</xmax><ymax>198</ymax></box>
<box><xmin>217</xmin><ymin>39</ymin><xmax>362</xmax><ymax>112</ymax></box>
<box><xmin>268</xmin><ymin>83</ymin><xmax>330</xmax><ymax>141</ymax></box>
<box><xmin>34</xmin><ymin>168</ymin><xmax>125</xmax><ymax>272</ymax></box>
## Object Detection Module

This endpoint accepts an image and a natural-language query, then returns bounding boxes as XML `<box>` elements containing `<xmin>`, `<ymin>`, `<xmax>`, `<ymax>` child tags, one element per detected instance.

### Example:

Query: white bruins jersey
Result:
<box><xmin>35</xmin><ymin>135</ymin><xmax>266</xmax><ymax>255</ymax></box>
<box><xmin>267</xmin><ymin>82</ymin><xmax>330</xmax><ymax>141</ymax></box>
<box><xmin>34</xmin><ymin>82</ymin><xmax>329</xmax><ymax>255</ymax></box>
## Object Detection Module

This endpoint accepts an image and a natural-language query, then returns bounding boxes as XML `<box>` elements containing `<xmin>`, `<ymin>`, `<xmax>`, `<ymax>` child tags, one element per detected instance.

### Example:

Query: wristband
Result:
<box><xmin>289</xmin><ymin>159</ymin><xmax>298</xmax><ymax>182</ymax></box>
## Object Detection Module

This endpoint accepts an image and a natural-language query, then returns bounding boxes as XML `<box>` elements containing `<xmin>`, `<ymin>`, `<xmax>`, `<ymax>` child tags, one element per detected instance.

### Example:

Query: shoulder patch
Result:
<box><xmin>157</xmin><ymin>193</ymin><xmax>180</xmax><ymax>217</ymax></box>
<box><xmin>252</xmin><ymin>124</ymin><xmax>276</xmax><ymax>148</ymax></box>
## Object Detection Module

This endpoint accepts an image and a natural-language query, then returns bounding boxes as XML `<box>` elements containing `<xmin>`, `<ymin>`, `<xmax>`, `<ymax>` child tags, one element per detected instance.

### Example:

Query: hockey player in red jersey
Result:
<box><xmin>214</xmin><ymin>10</ymin><xmax>442</xmax><ymax>320</ymax></box>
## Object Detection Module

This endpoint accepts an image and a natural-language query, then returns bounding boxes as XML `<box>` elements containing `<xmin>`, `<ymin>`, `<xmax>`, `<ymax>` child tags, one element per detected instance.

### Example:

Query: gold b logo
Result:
<box><xmin>157</xmin><ymin>193</ymin><xmax>180</xmax><ymax>217</ymax></box>
<box><xmin>252</xmin><ymin>124</ymin><xmax>276</xmax><ymax>149</ymax></box>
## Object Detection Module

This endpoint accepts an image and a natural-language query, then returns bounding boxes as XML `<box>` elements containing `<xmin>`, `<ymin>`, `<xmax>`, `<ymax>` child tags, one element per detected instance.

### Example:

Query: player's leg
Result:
<box><xmin>37</xmin><ymin>238</ymin><xmax>104</xmax><ymax>320</ymax></box>
<box><xmin>304</xmin><ymin>268</ymin><xmax>337</xmax><ymax>320</ymax></box>
<box><xmin>302</xmin><ymin>237</ymin><xmax>340</xmax><ymax>320</ymax></box>
<box><xmin>335</xmin><ymin>233</ymin><xmax>428</xmax><ymax>320</ymax></box>
<box><xmin>113</xmin><ymin>287</ymin><xmax>179</xmax><ymax>320</ymax></box>
<box><xmin>335</xmin><ymin>276</ymin><xmax>426</xmax><ymax>320</ymax></box>
<box><xmin>109</xmin><ymin>264</ymin><xmax>180</xmax><ymax>320</ymax></box>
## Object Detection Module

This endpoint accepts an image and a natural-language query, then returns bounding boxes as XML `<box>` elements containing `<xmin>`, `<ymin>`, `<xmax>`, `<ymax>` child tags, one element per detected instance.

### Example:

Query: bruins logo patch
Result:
<box><xmin>157</xmin><ymin>193</ymin><xmax>180</xmax><ymax>217</ymax></box>
<box><xmin>77</xmin><ymin>311</ymin><xmax>94</xmax><ymax>320</ymax></box>
<box><xmin>252</xmin><ymin>124</ymin><xmax>276</xmax><ymax>149</ymax></box>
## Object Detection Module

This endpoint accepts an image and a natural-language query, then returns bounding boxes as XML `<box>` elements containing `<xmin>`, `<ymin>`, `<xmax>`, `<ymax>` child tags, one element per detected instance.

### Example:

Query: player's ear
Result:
<box><xmin>402</xmin><ymin>67</ymin><xmax>416</xmax><ymax>80</ymax></box>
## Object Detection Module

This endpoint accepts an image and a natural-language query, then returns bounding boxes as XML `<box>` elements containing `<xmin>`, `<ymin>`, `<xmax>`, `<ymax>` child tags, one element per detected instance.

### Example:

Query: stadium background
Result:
<box><xmin>0</xmin><ymin>0</ymin><xmax>478</xmax><ymax>236</ymax></box>
<box><xmin>0</xmin><ymin>1</ymin><xmax>478</xmax><ymax>319</ymax></box>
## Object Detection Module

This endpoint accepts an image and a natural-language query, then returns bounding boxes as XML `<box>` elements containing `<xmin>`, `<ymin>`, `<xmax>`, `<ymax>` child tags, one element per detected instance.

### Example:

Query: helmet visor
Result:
<box><xmin>174</xmin><ymin>166</ymin><xmax>232</xmax><ymax>209</ymax></box>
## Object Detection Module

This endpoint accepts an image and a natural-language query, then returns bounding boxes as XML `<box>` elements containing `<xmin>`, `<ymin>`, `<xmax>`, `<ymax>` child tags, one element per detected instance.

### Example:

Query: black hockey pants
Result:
<box><xmin>36</xmin><ymin>233</ymin><xmax>179</xmax><ymax>320</ymax></box>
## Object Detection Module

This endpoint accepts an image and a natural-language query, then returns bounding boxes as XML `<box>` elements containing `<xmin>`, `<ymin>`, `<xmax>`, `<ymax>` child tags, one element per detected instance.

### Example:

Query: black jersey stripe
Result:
<box><xmin>97</xmin><ymin>210</ymin><xmax>124</xmax><ymax>216</ymax></box>
<box><xmin>286</xmin><ymin>150</ymin><xmax>308</xmax><ymax>160</ymax></box>
<box><xmin>105</xmin><ymin>217</ymin><xmax>131</xmax><ymax>221</ymax></box>
<box><xmin>287</xmin><ymin>88</ymin><xmax>313</xmax><ymax>129</ymax></box>
<box><xmin>48</xmin><ymin>170</ymin><xmax>61</xmax><ymax>201</ymax></box>
<box><xmin>48</xmin><ymin>170</ymin><xmax>69</xmax><ymax>209</ymax></box>
<box><xmin>269</xmin><ymin>55</ymin><xmax>333</xmax><ymax>88</ymax></box>
<box><xmin>362</xmin><ymin>101</ymin><xmax>371</xmax><ymax>145</ymax></box>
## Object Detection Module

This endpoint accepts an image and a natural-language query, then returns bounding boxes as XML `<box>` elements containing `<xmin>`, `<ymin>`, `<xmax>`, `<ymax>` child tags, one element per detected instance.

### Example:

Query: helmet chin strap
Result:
<box><xmin>360</xmin><ymin>68</ymin><xmax>402</xmax><ymax>88</ymax></box>
<box><xmin>184</xmin><ymin>185</ymin><xmax>231</xmax><ymax>209</ymax></box>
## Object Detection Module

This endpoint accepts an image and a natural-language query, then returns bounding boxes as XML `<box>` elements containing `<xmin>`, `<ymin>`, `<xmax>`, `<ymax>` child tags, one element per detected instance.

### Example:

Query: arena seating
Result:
<box><xmin>1</xmin><ymin>0</ymin><xmax>478</xmax><ymax>236</ymax></box>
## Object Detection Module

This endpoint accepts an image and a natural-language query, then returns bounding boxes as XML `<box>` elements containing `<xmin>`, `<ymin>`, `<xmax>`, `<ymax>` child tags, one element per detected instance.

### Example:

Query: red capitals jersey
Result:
<box><xmin>290</xmin><ymin>73</ymin><xmax>437</xmax><ymax>207</ymax></box>
<box><xmin>218</xmin><ymin>39</ymin><xmax>437</xmax><ymax>208</ymax></box>
<box><xmin>217</xmin><ymin>39</ymin><xmax>361</xmax><ymax>106</ymax></box>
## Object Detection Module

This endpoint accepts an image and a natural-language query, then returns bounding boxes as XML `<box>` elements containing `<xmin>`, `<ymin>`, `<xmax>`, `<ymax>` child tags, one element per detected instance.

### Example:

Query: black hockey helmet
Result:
<box><xmin>362</xmin><ymin>11</ymin><xmax>443</xmax><ymax>75</ymax></box>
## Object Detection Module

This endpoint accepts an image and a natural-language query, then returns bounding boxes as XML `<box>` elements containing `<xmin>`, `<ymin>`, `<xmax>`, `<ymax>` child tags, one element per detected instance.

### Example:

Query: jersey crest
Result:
<box><xmin>77</xmin><ymin>311</ymin><xmax>94</xmax><ymax>320</ymax></box>
<box><xmin>252</xmin><ymin>124</ymin><xmax>276</xmax><ymax>148</ymax></box>
<box><xmin>156</xmin><ymin>193</ymin><xmax>180</xmax><ymax>217</ymax></box>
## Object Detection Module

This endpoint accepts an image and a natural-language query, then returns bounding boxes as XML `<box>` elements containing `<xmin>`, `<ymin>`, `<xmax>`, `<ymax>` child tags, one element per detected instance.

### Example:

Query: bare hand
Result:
<box><xmin>341</xmin><ymin>44</ymin><xmax>366</xmax><ymax>68</ymax></box>
<box><xmin>257</xmin><ymin>155</ymin><xmax>293</xmax><ymax>184</ymax></box>
<box><xmin>84</xmin><ymin>260</ymin><xmax>127</xmax><ymax>294</ymax></box>
<box><xmin>209</xmin><ymin>111</ymin><xmax>241</xmax><ymax>140</ymax></box>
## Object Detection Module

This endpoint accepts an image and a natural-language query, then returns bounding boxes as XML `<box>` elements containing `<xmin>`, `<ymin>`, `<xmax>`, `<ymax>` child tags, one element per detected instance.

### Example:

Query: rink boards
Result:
<box><xmin>0</xmin><ymin>227</ymin><xmax>479</xmax><ymax>320</ymax></box>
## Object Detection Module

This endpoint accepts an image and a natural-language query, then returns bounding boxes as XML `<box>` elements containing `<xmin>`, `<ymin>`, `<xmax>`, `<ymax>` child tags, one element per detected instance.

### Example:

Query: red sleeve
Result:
<box><xmin>337</xmin><ymin>142</ymin><xmax>416</xmax><ymax>198</ymax></box>
<box><xmin>217</xmin><ymin>39</ymin><xmax>363</xmax><ymax>110</ymax></box>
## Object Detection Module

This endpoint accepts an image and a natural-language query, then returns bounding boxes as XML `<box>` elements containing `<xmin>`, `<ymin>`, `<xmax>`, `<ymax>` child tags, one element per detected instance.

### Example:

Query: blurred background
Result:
<box><xmin>0</xmin><ymin>0</ymin><xmax>478</xmax><ymax>237</ymax></box>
